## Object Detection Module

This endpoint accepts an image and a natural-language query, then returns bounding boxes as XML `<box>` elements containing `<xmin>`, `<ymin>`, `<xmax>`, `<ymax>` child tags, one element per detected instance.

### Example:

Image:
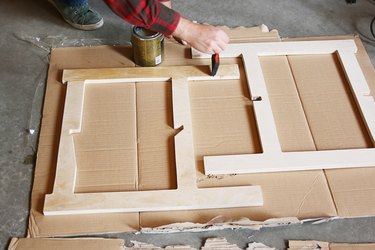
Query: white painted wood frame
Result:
<box><xmin>192</xmin><ymin>40</ymin><xmax>375</xmax><ymax>175</ymax></box>
<box><xmin>43</xmin><ymin>65</ymin><xmax>263</xmax><ymax>215</ymax></box>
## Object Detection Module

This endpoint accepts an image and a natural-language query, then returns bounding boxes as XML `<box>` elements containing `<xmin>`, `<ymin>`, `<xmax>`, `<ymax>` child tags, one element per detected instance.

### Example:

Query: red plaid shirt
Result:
<box><xmin>104</xmin><ymin>0</ymin><xmax>181</xmax><ymax>36</ymax></box>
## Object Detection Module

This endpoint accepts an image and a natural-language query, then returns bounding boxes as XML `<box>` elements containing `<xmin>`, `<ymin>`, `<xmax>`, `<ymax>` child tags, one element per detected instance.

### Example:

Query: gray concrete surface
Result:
<box><xmin>0</xmin><ymin>0</ymin><xmax>374</xmax><ymax>249</ymax></box>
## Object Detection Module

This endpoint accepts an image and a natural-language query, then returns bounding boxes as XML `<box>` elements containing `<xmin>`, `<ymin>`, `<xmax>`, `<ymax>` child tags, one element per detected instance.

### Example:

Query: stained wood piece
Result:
<box><xmin>62</xmin><ymin>65</ymin><xmax>241</xmax><ymax>83</ymax></box>
<box><xmin>44</xmin><ymin>64</ymin><xmax>263</xmax><ymax>215</ymax></box>
<box><xmin>192</xmin><ymin>40</ymin><xmax>375</xmax><ymax>174</ymax></box>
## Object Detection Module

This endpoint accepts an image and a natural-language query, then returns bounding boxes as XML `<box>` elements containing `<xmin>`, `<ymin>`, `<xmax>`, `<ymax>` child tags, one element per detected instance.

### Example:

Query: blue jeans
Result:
<box><xmin>57</xmin><ymin>0</ymin><xmax>88</xmax><ymax>6</ymax></box>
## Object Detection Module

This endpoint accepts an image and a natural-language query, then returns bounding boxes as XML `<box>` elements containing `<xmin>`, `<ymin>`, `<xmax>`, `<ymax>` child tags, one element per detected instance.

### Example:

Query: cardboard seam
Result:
<box><xmin>285</xmin><ymin>55</ymin><xmax>338</xmax><ymax>216</ymax></box>
<box><xmin>323</xmin><ymin>170</ymin><xmax>340</xmax><ymax>215</ymax></box>
<box><xmin>134</xmin><ymin>82</ymin><xmax>139</xmax><ymax>192</ymax></box>
<box><xmin>285</xmin><ymin>55</ymin><xmax>318</xmax><ymax>152</ymax></box>
<box><xmin>295</xmin><ymin>172</ymin><xmax>323</xmax><ymax>217</ymax></box>
<box><xmin>135</xmin><ymin>82</ymin><xmax>141</xmax><ymax>229</ymax></box>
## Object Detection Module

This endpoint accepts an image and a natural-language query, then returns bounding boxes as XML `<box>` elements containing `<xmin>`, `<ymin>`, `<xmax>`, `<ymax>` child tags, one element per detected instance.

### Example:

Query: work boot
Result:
<box><xmin>49</xmin><ymin>0</ymin><xmax>104</xmax><ymax>30</ymax></box>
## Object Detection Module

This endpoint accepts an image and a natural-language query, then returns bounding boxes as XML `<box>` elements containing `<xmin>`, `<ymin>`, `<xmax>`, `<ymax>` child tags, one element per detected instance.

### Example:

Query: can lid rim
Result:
<box><xmin>132</xmin><ymin>26</ymin><xmax>162</xmax><ymax>39</ymax></box>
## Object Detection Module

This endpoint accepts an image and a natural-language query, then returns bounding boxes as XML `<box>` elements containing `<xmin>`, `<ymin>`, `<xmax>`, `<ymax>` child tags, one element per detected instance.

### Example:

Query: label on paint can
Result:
<box><xmin>155</xmin><ymin>55</ymin><xmax>162</xmax><ymax>65</ymax></box>
<box><xmin>131</xmin><ymin>26</ymin><xmax>164</xmax><ymax>67</ymax></box>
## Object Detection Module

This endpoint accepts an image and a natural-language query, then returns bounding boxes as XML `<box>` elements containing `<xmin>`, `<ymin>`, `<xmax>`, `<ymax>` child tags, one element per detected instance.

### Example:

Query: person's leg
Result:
<box><xmin>58</xmin><ymin>0</ymin><xmax>87</xmax><ymax>5</ymax></box>
<box><xmin>49</xmin><ymin>0</ymin><xmax>104</xmax><ymax>30</ymax></box>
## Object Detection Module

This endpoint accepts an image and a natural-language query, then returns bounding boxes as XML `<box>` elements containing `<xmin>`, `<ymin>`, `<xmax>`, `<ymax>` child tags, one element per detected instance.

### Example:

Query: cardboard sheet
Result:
<box><xmin>8</xmin><ymin>238</ymin><xmax>124</xmax><ymax>250</ymax></box>
<box><xmin>7</xmin><ymin>237</ymin><xmax>267</xmax><ymax>250</ymax></box>
<box><xmin>75</xmin><ymin>82</ymin><xmax>138</xmax><ymax>193</ymax></box>
<box><xmin>288</xmin><ymin>241</ymin><xmax>375</xmax><ymax>250</ymax></box>
<box><xmin>29</xmin><ymin>25</ymin><xmax>375</xmax><ymax>237</ymax></box>
<box><xmin>282</xmin><ymin>36</ymin><xmax>375</xmax><ymax>217</ymax></box>
<box><xmin>10</xmin><ymin>238</ymin><xmax>375</xmax><ymax>250</ymax></box>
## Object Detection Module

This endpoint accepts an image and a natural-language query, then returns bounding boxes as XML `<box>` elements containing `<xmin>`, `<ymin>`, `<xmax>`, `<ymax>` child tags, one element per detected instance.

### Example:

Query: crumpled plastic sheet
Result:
<box><xmin>16</xmin><ymin>33</ymin><xmax>130</xmax><ymax>52</ymax></box>
<box><xmin>22</xmin><ymin>63</ymin><xmax>48</xmax><ymax>165</ymax></box>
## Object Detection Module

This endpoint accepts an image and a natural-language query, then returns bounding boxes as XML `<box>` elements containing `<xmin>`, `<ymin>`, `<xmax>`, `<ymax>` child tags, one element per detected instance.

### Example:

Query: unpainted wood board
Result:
<box><xmin>44</xmin><ymin>64</ymin><xmax>263</xmax><ymax>215</ymax></box>
<box><xmin>192</xmin><ymin>40</ymin><xmax>375</xmax><ymax>174</ymax></box>
<box><xmin>44</xmin><ymin>186</ymin><xmax>263</xmax><ymax>215</ymax></box>
<box><xmin>192</xmin><ymin>39</ymin><xmax>357</xmax><ymax>58</ymax></box>
<box><xmin>52</xmin><ymin>81</ymin><xmax>84</xmax><ymax>194</ymax></box>
<box><xmin>337</xmin><ymin>50</ymin><xmax>375</xmax><ymax>144</ymax></box>
<box><xmin>8</xmin><ymin>238</ymin><xmax>125</xmax><ymax>250</ymax></box>
<box><xmin>204</xmin><ymin>148</ymin><xmax>375</xmax><ymax>175</ymax></box>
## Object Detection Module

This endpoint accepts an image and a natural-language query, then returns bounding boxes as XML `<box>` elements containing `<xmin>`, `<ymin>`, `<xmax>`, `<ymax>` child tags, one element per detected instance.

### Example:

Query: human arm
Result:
<box><xmin>104</xmin><ymin>0</ymin><xmax>229</xmax><ymax>53</ymax></box>
<box><xmin>159</xmin><ymin>1</ymin><xmax>229</xmax><ymax>53</ymax></box>
<box><xmin>171</xmin><ymin>17</ymin><xmax>229</xmax><ymax>54</ymax></box>
<box><xmin>103</xmin><ymin>0</ymin><xmax>180</xmax><ymax>35</ymax></box>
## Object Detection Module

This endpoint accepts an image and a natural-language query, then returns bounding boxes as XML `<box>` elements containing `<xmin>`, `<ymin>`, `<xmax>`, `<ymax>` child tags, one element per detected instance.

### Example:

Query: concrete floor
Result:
<box><xmin>0</xmin><ymin>0</ymin><xmax>374</xmax><ymax>249</ymax></box>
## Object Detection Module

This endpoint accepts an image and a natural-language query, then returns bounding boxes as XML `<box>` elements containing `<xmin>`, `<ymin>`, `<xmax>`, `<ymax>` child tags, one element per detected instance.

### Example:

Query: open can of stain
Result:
<box><xmin>131</xmin><ymin>26</ymin><xmax>164</xmax><ymax>67</ymax></box>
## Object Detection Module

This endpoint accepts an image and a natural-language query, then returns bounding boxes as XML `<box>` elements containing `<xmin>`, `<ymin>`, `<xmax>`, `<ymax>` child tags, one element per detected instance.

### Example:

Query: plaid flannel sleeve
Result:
<box><xmin>104</xmin><ymin>0</ymin><xmax>181</xmax><ymax>36</ymax></box>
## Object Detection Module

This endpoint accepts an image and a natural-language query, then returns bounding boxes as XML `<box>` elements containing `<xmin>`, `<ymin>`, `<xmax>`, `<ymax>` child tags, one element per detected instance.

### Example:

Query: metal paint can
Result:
<box><xmin>131</xmin><ymin>26</ymin><xmax>164</xmax><ymax>67</ymax></box>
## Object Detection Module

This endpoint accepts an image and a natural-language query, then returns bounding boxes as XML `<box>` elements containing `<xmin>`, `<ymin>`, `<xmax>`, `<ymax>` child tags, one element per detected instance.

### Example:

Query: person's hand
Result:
<box><xmin>172</xmin><ymin>17</ymin><xmax>229</xmax><ymax>54</ymax></box>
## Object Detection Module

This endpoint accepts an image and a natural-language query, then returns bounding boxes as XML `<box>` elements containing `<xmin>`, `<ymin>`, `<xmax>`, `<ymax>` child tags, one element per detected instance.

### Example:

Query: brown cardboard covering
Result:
<box><xmin>8</xmin><ymin>238</ymin><xmax>124</xmax><ymax>250</ymax></box>
<box><xmin>29</xmin><ymin>46</ymin><xmax>140</xmax><ymax>237</ymax></box>
<box><xmin>288</xmin><ymin>241</ymin><xmax>375</xmax><ymax>250</ymax></box>
<box><xmin>29</xmin><ymin>25</ymin><xmax>375</xmax><ymax>237</ymax></box>
<box><xmin>288</xmin><ymin>54</ymin><xmax>372</xmax><ymax>150</ymax></box>
<box><xmin>283</xmin><ymin>36</ymin><xmax>375</xmax><ymax>217</ymax></box>
<box><xmin>75</xmin><ymin>83</ymin><xmax>138</xmax><ymax>193</ymax></box>
<box><xmin>330</xmin><ymin>244</ymin><xmax>375</xmax><ymax>250</ymax></box>
<box><xmin>137</xmin><ymin>82</ymin><xmax>178</xmax><ymax>191</ymax></box>
<box><xmin>9</xmin><ymin>238</ymin><xmax>375</xmax><ymax>250</ymax></box>
<box><xmin>321</xmin><ymin>39</ymin><xmax>375</xmax><ymax>217</ymax></box>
